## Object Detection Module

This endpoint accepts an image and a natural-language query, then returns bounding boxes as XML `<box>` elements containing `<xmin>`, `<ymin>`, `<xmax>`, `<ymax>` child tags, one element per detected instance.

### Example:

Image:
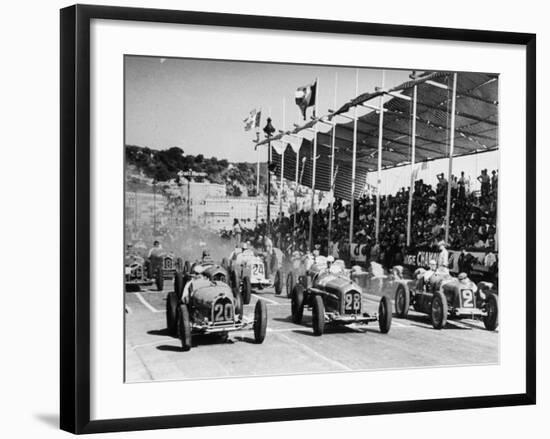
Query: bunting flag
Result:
<box><xmin>282</xmin><ymin>134</ymin><xmax>303</xmax><ymax>153</ymax></box>
<box><xmin>243</xmin><ymin>108</ymin><xmax>261</xmax><ymax>132</ymax></box>
<box><xmin>295</xmin><ymin>80</ymin><xmax>316</xmax><ymax>120</ymax></box>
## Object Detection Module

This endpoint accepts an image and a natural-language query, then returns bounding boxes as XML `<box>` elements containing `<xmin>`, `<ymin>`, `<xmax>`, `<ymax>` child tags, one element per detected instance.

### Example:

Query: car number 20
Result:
<box><xmin>344</xmin><ymin>292</ymin><xmax>361</xmax><ymax>313</ymax></box>
<box><xmin>461</xmin><ymin>289</ymin><xmax>474</xmax><ymax>308</ymax></box>
<box><xmin>214</xmin><ymin>302</ymin><xmax>233</xmax><ymax>321</ymax></box>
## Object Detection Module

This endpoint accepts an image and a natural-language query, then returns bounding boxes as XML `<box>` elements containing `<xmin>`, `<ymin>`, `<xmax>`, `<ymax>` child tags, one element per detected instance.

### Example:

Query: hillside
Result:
<box><xmin>125</xmin><ymin>145</ymin><xmax>268</xmax><ymax>196</ymax></box>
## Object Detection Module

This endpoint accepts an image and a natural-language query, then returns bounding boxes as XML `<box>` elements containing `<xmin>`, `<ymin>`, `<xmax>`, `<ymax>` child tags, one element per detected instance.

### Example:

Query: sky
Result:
<box><xmin>124</xmin><ymin>56</ymin><xmax>411</xmax><ymax>163</ymax></box>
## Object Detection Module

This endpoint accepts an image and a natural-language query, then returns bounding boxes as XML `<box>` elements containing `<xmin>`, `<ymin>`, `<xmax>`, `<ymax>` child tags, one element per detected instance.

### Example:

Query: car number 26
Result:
<box><xmin>213</xmin><ymin>302</ymin><xmax>233</xmax><ymax>321</ymax></box>
<box><xmin>461</xmin><ymin>289</ymin><xmax>474</xmax><ymax>307</ymax></box>
<box><xmin>344</xmin><ymin>292</ymin><xmax>361</xmax><ymax>313</ymax></box>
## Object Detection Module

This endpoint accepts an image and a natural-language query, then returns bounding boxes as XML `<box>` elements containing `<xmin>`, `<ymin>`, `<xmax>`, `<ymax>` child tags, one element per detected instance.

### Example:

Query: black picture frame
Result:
<box><xmin>60</xmin><ymin>4</ymin><xmax>536</xmax><ymax>434</ymax></box>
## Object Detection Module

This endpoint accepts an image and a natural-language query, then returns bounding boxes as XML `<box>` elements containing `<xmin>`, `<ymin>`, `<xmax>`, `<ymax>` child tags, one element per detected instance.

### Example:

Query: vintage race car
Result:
<box><xmin>183</xmin><ymin>259</ymin><xmax>228</xmax><ymax>284</ymax></box>
<box><xmin>226</xmin><ymin>248</ymin><xmax>283</xmax><ymax>304</ymax></box>
<box><xmin>290</xmin><ymin>257</ymin><xmax>392</xmax><ymax>336</ymax></box>
<box><xmin>393</xmin><ymin>268</ymin><xmax>499</xmax><ymax>330</ymax></box>
<box><xmin>147</xmin><ymin>252</ymin><xmax>183</xmax><ymax>291</ymax></box>
<box><xmin>165</xmin><ymin>273</ymin><xmax>268</xmax><ymax>351</ymax></box>
<box><xmin>124</xmin><ymin>254</ymin><xmax>153</xmax><ymax>292</ymax></box>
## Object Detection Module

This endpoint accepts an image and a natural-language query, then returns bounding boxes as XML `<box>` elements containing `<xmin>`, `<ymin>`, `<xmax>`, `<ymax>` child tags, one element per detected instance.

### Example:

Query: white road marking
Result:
<box><xmin>251</xmin><ymin>294</ymin><xmax>278</xmax><ymax>305</ymax></box>
<box><xmin>277</xmin><ymin>333</ymin><xmax>353</xmax><ymax>371</ymax></box>
<box><xmin>135</xmin><ymin>292</ymin><xmax>162</xmax><ymax>313</ymax></box>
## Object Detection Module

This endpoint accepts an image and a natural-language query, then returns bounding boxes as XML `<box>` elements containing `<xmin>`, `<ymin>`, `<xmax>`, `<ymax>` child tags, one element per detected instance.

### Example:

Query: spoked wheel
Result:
<box><xmin>286</xmin><ymin>272</ymin><xmax>295</xmax><ymax>298</ymax></box>
<box><xmin>378</xmin><ymin>295</ymin><xmax>392</xmax><ymax>334</ymax></box>
<box><xmin>311</xmin><ymin>295</ymin><xmax>325</xmax><ymax>336</ymax></box>
<box><xmin>253</xmin><ymin>299</ymin><xmax>267</xmax><ymax>343</ymax></box>
<box><xmin>394</xmin><ymin>283</ymin><xmax>410</xmax><ymax>318</ymax></box>
<box><xmin>242</xmin><ymin>276</ymin><xmax>252</xmax><ymax>305</ymax></box>
<box><xmin>430</xmin><ymin>291</ymin><xmax>448</xmax><ymax>329</ymax></box>
<box><xmin>165</xmin><ymin>291</ymin><xmax>179</xmax><ymax>335</ymax></box>
<box><xmin>483</xmin><ymin>292</ymin><xmax>499</xmax><ymax>331</ymax></box>
<box><xmin>291</xmin><ymin>285</ymin><xmax>305</xmax><ymax>324</ymax></box>
<box><xmin>177</xmin><ymin>304</ymin><xmax>192</xmax><ymax>351</ymax></box>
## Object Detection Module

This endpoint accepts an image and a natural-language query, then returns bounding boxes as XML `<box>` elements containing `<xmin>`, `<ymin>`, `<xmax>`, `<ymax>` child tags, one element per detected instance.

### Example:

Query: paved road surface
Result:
<box><xmin>125</xmin><ymin>277</ymin><xmax>499</xmax><ymax>382</ymax></box>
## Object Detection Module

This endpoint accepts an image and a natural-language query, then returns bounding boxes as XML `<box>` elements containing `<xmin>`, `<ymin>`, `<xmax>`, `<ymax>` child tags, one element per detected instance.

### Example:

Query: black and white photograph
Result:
<box><xmin>124</xmin><ymin>56</ymin><xmax>500</xmax><ymax>382</ymax></box>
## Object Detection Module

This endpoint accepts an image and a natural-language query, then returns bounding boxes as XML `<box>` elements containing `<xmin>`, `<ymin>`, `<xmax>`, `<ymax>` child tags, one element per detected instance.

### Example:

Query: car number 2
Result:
<box><xmin>344</xmin><ymin>293</ymin><xmax>361</xmax><ymax>313</ymax></box>
<box><xmin>214</xmin><ymin>302</ymin><xmax>233</xmax><ymax>321</ymax></box>
<box><xmin>461</xmin><ymin>290</ymin><xmax>474</xmax><ymax>307</ymax></box>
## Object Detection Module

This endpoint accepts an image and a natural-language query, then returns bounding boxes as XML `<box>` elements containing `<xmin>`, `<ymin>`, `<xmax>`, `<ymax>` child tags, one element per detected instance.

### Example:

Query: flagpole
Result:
<box><xmin>327</xmin><ymin>72</ymin><xmax>338</xmax><ymax>253</ymax></box>
<box><xmin>375</xmin><ymin>70</ymin><xmax>385</xmax><ymax>244</ymax></box>
<box><xmin>444</xmin><ymin>73</ymin><xmax>458</xmax><ymax>244</ymax></box>
<box><xmin>308</xmin><ymin>77</ymin><xmax>319</xmax><ymax>252</ymax></box>
<box><xmin>406</xmin><ymin>84</ymin><xmax>418</xmax><ymax>247</ymax></box>
<box><xmin>349</xmin><ymin>69</ymin><xmax>359</xmax><ymax>252</ymax></box>
<box><xmin>279</xmin><ymin>98</ymin><xmax>285</xmax><ymax>217</ymax></box>
<box><xmin>256</xmin><ymin>147</ymin><xmax>260</xmax><ymax>226</ymax></box>
<box><xmin>266</xmin><ymin>107</ymin><xmax>272</xmax><ymax>237</ymax></box>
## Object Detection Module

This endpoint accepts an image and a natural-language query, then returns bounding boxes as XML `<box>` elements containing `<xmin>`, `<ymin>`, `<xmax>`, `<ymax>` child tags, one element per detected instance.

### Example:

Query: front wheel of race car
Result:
<box><xmin>311</xmin><ymin>295</ymin><xmax>325</xmax><ymax>336</ymax></box>
<box><xmin>253</xmin><ymin>299</ymin><xmax>267</xmax><ymax>343</ymax></box>
<box><xmin>394</xmin><ymin>283</ymin><xmax>410</xmax><ymax>318</ymax></box>
<box><xmin>177</xmin><ymin>304</ymin><xmax>192</xmax><ymax>351</ymax></box>
<box><xmin>378</xmin><ymin>295</ymin><xmax>392</xmax><ymax>334</ymax></box>
<box><xmin>155</xmin><ymin>267</ymin><xmax>164</xmax><ymax>291</ymax></box>
<box><xmin>291</xmin><ymin>285</ymin><xmax>305</xmax><ymax>324</ymax></box>
<box><xmin>430</xmin><ymin>291</ymin><xmax>448</xmax><ymax>329</ymax></box>
<box><xmin>286</xmin><ymin>272</ymin><xmax>295</xmax><ymax>298</ymax></box>
<box><xmin>483</xmin><ymin>292</ymin><xmax>499</xmax><ymax>331</ymax></box>
<box><xmin>274</xmin><ymin>270</ymin><xmax>283</xmax><ymax>295</ymax></box>
<box><xmin>242</xmin><ymin>276</ymin><xmax>252</xmax><ymax>305</ymax></box>
<box><xmin>173</xmin><ymin>272</ymin><xmax>184</xmax><ymax>300</ymax></box>
<box><xmin>234</xmin><ymin>288</ymin><xmax>244</xmax><ymax>320</ymax></box>
<box><xmin>166</xmin><ymin>291</ymin><xmax>179</xmax><ymax>335</ymax></box>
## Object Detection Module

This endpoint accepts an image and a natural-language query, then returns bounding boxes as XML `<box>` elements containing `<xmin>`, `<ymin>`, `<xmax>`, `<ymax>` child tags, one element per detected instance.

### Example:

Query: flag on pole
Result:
<box><xmin>295</xmin><ymin>80</ymin><xmax>317</xmax><ymax>120</ymax></box>
<box><xmin>243</xmin><ymin>108</ymin><xmax>262</xmax><ymax>132</ymax></box>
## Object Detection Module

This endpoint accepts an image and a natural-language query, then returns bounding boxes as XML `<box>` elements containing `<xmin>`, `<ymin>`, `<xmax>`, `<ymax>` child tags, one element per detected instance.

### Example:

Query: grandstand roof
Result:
<box><xmin>270</xmin><ymin>71</ymin><xmax>498</xmax><ymax>201</ymax></box>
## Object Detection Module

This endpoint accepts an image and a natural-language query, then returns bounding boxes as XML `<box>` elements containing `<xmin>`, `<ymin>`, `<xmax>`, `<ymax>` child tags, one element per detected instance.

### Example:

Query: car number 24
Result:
<box><xmin>252</xmin><ymin>263</ymin><xmax>264</xmax><ymax>276</ymax></box>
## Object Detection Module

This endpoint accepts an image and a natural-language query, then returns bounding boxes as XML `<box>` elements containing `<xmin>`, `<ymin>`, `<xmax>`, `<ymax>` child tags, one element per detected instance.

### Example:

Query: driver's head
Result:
<box><xmin>153</xmin><ymin>240</ymin><xmax>160</xmax><ymax>247</ymax></box>
<box><xmin>428</xmin><ymin>259</ymin><xmax>437</xmax><ymax>271</ymax></box>
<box><xmin>202</xmin><ymin>248</ymin><xmax>210</xmax><ymax>258</ymax></box>
<box><xmin>326</xmin><ymin>255</ymin><xmax>335</xmax><ymax>267</ymax></box>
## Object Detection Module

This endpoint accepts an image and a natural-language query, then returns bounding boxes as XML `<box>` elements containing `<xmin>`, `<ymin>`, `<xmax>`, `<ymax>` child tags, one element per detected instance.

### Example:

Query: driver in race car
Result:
<box><xmin>200</xmin><ymin>248</ymin><xmax>214</xmax><ymax>265</ymax></box>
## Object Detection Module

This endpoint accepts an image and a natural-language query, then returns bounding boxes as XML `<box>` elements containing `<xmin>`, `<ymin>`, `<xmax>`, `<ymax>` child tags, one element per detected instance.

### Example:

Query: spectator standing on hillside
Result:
<box><xmin>491</xmin><ymin>170</ymin><xmax>498</xmax><ymax>194</ymax></box>
<box><xmin>458</xmin><ymin>171</ymin><xmax>467</xmax><ymax>199</ymax></box>
<box><xmin>478</xmin><ymin>169</ymin><xmax>491</xmax><ymax>198</ymax></box>
<box><xmin>232</xmin><ymin>218</ymin><xmax>242</xmax><ymax>246</ymax></box>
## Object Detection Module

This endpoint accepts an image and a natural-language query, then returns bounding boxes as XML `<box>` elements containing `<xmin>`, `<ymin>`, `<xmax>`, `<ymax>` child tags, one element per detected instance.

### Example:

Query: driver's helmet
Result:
<box><xmin>326</xmin><ymin>255</ymin><xmax>335</xmax><ymax>268</ymax></box>
<box><xmin>428</xmin><ymin>259</ymin><xmax>437</xmax><ymax>271</ymax></box>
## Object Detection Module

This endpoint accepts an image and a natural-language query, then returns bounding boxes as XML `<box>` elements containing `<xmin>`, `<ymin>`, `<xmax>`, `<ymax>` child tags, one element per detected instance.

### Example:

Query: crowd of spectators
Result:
<box><xmin>236</xmin><ymin>169</ymin><xmax>498</xmax><ymax>270</ymax></box>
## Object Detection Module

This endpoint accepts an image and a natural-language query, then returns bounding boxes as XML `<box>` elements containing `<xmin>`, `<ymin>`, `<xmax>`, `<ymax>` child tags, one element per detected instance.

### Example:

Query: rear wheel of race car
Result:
<box><xmin>165</xmin><ymin>291</ymin><xmax>179</xmax><ymax>335</ymax></box>
<box><xmin>234</xmin><ymin>288</ymin><xmax>244</xmax><ymax>320</ymax></box>
<box><xmin>430</xmin><ymin>291</ymin><xmax>448</xmax><ymax>329</ymax></box>
<box><xmin>274</xmin><ymin>270</ymin><xmax>283</xmax><ymax>295</ymax></box>
<box><xmin>173</xmin><ymin>272</ymin><xmax>184</xmax><ymax>300</ymax></box>
<box><xmin>394</xmin><ymin>283</ymin><xmax>410</xmax><ymax>318</ymax></box>
<box><xmin>291</xmin><ymin>285</ymin><xmax>305</xmax><ymax>324</ymax></box>
<box><xmin>242</xmin><ymin>276</ymin><xmax>252</xmax><ymax>305</ymax></box>
<box><xmin>311</xmin><ymin>295</ymin><xmax>325</xmax><ymax>336</ymax></box>
<box><xmin>378</xmin><ymin>295</ymin><xmax>392</xmax><ymax>334</ymax></box>
<box><xmin>177</xmin><ymin>304</ymin><xmax>192</xmax><ymax>351</ymax></box>
<box><xmin>253</xmin><ymin>299</ymin><xmax>267</xmax><ymax>343</ymax></box>
<box><xmin>155</xmin><ymin>267</ymin><xmax>164</xmax><ymax>291</ymax></box>
<box><xmin>286</xmin><ymin>272</ymin><xmax>295</xmax><ymax>298</ymax></box>
<box><xmin>483</xmin><ymin>292</ymin><xmax>499</xmax><ymax>331</ymax></box>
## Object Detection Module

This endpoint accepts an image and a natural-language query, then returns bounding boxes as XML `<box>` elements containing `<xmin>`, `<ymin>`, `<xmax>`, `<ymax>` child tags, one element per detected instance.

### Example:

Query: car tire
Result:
<box><xmin>242</xmin><ymin>276</ymin><xmax>252</xmax><ymax>305</ymax></box>
<box><xmin>253</xmin><ymin>299</ymin><xmax>267</xmax><ymax>343</ymax></box>
<box><xmin>174</xmin><ymin>272</ymin><xmax>184</xmax><ymax>300</ymax></box>
<box><xmin>234</xmin><ymin>288</ymin><xmax>244</xmax><ymax>320</ymax></box>
<box><xmin>274</xmin><ymin>270</ymin><xmax>282</xmax><ymax>295</ymax></box>
<box><xmin>177</xmin><ymin>304</ymin><xmax>192</xmax><ymax>351</ymax></box>
<box><xmin>166</xmin><ymin>291</ymin><xmax>179</xmax><ymax>335</ymax></box>
<box><xmin>291</xmin><ymin>284</ymin><xmax>305</xmax><ymax>324</ymax></box>
<box><xmin>155</xmin><ymin>267</ymin><xmax>164</xmax><ymax>291</ymax></box>
<box><xmin>430</xmin><ymin>291</ymin><xmax>448</xmax><ymax>329</ymax></box>
<box><xmin>311</xmin><ymin>295</ymin><xmax>325</xmax><ymax>336</ymax></box>
<box><xmin>394</xmin><ymin>283</ymin><xmax>410</xmax><ymax>318</ymax></box>
<box><xmin>483</xmin><ymin>292</ymin><xmax>499</xmax><ymax>331</ymax></box>
<box><xmin>378</xmin><ymin>295</ymin><xmax>392</xmax><ymax>334</ymax></box>
<box><xmin>286</xmin><ymin>272</ymin><xmax>295</xmax><ymax>298</ymax></box>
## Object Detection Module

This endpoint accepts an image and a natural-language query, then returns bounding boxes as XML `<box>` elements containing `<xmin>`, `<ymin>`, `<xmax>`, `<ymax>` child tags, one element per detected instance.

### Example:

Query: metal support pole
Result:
<box><xmin>255</xmin><ymin>148</ymin><xmax>260</xmax><ymax>226</ymax></box>
<box><xmin>267</xmin><ymin>138</ymin><xmax>272</xmax><ymax>236</ymax></box>
<box><xmin>444</xmin><ymin>73</ymin><xmax>458</xmax><ymax>244</ymax></box>
<box><xmin>187</xmin><ymin>171</ymin><xmax>191</xmax><ymax>228</ymax></box>
<box><xmin>279</xmin><ymin>99</ymin><xmax>285</xmax><ymax>216</ymax></box>
<box><xmin>308</xmin><ymin>77</ymin><xmax>319</xmax><ymax>252</ymax></box>
<box><xmin>327</xmin><ymin>73</ymin><xmax>338</xmax><ymax>251</ymax></box>
<box><xmin>375</xmin><ymin>70</ymin><xmax>385</xmax><ymax>244</ymax></box>
<box><xmin>406</xmin><ymin>85</ymin><xmax>418</xmax><ymax>247</ymax></box>
<box><xmin>349</xmin><ymin>69</ymin><xmax>359</xmax><ymax>249</ymax></box>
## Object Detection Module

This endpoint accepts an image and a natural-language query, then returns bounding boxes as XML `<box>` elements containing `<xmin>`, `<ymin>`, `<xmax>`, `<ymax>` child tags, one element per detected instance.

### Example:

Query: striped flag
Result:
<box><xmin>295</xmin><ymin>80</ymin><xmax>317</xmax><ymax>120</ymax></box>
<box><xmin>243</xmin><ymin>108</ymin><xmax>261</xmax><ymax>132</ymax></box>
